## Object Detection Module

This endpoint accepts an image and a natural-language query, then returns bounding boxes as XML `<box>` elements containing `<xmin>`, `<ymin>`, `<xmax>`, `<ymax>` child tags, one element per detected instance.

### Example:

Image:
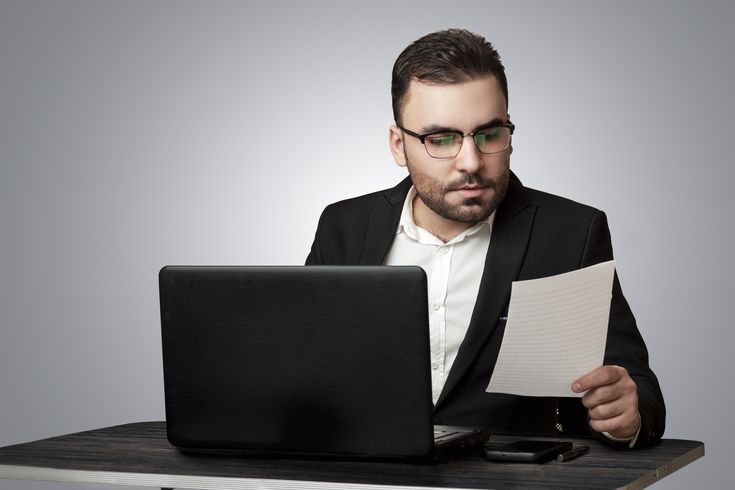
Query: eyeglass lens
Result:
<box><xmin>424</xmin><ymin>127</ymin><xmax>511</xmax><ymax>158</ymax></box>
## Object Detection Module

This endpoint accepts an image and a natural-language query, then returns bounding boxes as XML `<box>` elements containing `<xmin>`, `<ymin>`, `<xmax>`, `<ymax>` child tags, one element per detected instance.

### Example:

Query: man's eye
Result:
<box><xmin>477</xmin><ymin>128</ymin><xmax>502</xmax><ymax>141</ymax></box>
<box><xmin>426</xmin><ymin>134</ymin><xmax>456</xmax><ymax>146</ymax></box>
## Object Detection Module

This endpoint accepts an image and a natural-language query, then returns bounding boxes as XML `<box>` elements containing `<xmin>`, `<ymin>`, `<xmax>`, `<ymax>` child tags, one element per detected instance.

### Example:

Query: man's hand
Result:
<box><xmin>572</xmin><ymin>365</ymin><xmax>641</xmax><ymax>439</ymax></box>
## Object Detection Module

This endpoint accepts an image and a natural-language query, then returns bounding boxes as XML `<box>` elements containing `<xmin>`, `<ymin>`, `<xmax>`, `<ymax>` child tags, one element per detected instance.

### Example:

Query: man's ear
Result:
<box><xmin>506</xmin><ymin>113</ymin><xmax>514</xmax><ymax>155</ymax></box>
<box><xmin>389</xmin><ymin>124</ymin><xmax>407</xmax><ymax>168</ymax></box>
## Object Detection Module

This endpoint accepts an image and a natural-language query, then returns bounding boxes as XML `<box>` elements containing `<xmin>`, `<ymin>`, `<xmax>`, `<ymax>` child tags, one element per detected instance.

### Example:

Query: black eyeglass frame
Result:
<box><xmin>396</xmin><ymin>122</ymin><xmax>516</xmax><ymax>158</ymax></box>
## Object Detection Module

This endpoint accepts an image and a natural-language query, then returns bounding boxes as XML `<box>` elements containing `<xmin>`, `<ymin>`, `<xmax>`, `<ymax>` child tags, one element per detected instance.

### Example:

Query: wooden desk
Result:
<box><xmin>0</xmin><ymin>422</ymin><xmax>703</xmax><ymax>490</ymax></box>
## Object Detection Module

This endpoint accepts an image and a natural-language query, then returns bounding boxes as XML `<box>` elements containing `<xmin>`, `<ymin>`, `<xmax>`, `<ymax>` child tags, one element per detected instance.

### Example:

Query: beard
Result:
<box><xmin>405</xmin><ymin>155</ymin><xmax>510</xmax><ymax>224</ymax></box>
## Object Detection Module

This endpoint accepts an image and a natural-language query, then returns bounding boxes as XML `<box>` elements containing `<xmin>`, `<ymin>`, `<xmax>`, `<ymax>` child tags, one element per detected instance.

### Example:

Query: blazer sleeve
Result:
<box><xmin>304</xmin><ymin>202</ymin><xmax>358</xmax><ymax>265</ymax></box>
<box><xmin>305</xmin><ymin>207</ymin><xmax>326</xmax><ymax>265</ymax></box>
<box><xmin>578</xmin><ymin>210</ymin><xmax>666</xmax><ymax>448</ymax></box>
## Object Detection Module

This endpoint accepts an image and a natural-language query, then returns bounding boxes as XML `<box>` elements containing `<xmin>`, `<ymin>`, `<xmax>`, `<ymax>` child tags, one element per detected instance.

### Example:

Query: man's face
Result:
<box><xmin>389</xmin><ymin>75</ymin><xmax>511</xmax><ymax>225</ymax></box>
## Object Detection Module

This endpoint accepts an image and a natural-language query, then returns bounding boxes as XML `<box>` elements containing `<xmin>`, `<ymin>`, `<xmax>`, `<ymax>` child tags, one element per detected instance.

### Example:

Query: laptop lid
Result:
<box><xmin>159</xmin><ymin>265</ymin><xmax>440</xmax><ymax>458</ymax></box>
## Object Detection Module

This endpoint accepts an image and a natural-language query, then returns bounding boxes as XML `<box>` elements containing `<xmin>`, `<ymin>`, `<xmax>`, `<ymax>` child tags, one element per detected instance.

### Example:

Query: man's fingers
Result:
<box><xmin>587</xmin><ymin>395</ymin><xmax>636</xmax><ymax>420</ymax></box>
<box><xmin>582</xmin><ymin>376</ymin><xmax>638</xmax><ymax>409</ymax></box>
<box><xmin>582</xmin><ymin>384</ymin><xmax>616</xmax><ymax>408</ymax></box>
<box><xmin>576</xmin><ymin>365</ymin><xmax>641</xmax><ymax>439</ymax></box>
<box><xmin>588</xmin><ymin>410</ymin><xmax>641</xmax><ymax>438</ymax></box>
<box><xmin>573</xmin><ymin>365</ymin><xmax>625</xmax><ymax>393</ymax></box>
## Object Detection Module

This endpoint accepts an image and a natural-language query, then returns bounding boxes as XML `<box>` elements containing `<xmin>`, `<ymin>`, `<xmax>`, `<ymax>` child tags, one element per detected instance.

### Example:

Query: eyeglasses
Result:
<box><xmin>397</xmin><ymin>122</ymin><xmax>515</xmax><ymax>159</ymax></box>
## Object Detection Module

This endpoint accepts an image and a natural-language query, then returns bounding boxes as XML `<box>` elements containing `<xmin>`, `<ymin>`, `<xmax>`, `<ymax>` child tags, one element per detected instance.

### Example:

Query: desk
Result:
<box><xmin>0</xmin><ymin>422</ymin><xmax>702</xmax><ymax>490</ymax></box>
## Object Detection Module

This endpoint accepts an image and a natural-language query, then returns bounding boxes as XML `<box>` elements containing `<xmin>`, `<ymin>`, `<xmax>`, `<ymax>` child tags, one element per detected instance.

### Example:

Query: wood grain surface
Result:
<box><xmin>0</xmin><ymin>422</ymin><xmax>703</xmax><ymax>489</ymax></box>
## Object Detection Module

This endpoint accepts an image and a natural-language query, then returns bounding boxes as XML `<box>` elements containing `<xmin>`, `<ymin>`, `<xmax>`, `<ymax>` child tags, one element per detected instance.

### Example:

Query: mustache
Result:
<box><xmin>446</xmin><ymin>174</ymin><xmax>496</xmax><ymax>191</ymax></box>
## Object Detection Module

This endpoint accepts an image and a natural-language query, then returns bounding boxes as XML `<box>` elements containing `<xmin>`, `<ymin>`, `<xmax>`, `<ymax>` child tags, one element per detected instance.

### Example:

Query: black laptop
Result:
<box><xmin>159</xmin><ymin>265</ymin><xmax>489</xmax><ymax>461</ymax></box>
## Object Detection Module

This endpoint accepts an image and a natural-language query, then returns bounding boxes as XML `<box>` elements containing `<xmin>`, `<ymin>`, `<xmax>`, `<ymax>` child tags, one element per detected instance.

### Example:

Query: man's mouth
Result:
<box><xmin>454</xmin><ymin>185</ymin><xmax>487</xmax><ymax>198</ymax></box>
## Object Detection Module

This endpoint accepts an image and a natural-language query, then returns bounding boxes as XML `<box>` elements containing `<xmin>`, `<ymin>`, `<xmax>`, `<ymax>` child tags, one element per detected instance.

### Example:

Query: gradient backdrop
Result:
<box><xmin>1</xmin><ymin>1</ymin><xmax>732</xmax><ymax>488</ymax></box>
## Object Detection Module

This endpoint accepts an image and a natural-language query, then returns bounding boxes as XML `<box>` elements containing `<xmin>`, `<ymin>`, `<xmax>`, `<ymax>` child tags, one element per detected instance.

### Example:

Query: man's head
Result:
<box><xmin>391</xmin><ymin>28</ymin><xmax>509</xmax><ymax>126</ymax></box>
<box><xmin>389</xmin><ymin>29</ymin><xmax>512</xmax><ymax>234</ymax></box>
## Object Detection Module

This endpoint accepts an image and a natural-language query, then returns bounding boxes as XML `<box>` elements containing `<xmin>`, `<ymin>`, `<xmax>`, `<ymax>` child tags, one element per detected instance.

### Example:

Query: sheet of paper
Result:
<box><xmin>486</xmin><ymin>260</ymin><xmax>615</xmax><ymax>397</ymax></box>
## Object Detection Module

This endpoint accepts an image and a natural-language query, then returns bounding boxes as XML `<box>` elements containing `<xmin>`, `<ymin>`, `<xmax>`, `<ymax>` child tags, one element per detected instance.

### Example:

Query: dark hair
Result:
<box><xmin>391</xmin><ymin>28</ymin><xmax>508</xmax><ymax>125</ymax></box>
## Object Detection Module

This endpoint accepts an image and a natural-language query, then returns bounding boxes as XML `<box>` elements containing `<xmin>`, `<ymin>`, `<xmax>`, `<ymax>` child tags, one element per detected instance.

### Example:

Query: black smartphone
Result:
<box><xmin>481</xmin><ymin>440</ymin><xmax>573</xmax><ymax>463</ymax></box>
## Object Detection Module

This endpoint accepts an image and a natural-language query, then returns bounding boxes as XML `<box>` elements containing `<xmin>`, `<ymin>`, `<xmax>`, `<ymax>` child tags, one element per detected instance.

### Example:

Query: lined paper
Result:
<box><xmin>486</xmin><ymin>260</ymin><xmax>615</xmax><ymax>397</ymax></box>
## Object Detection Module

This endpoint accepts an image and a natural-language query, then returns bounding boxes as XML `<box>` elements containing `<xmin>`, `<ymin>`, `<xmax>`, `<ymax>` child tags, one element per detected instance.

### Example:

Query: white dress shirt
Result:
<box><xmin>383</xmin><ymin>186</ymin><xmax>493</xmax><ymax>404</ymax></box>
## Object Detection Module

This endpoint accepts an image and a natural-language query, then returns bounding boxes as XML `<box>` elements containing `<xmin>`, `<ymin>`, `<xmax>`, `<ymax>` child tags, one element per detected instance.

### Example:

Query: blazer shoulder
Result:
<box><xmin>514</xmin><ymin>184</ymin><xmax>610</xmax><ymax>272</ymax></box>
<box><xmin>318</xmin><ymin>177</ymin><xmax>410</xmax><ymax>225</ymax></box>
<box><xmin>322</xmin><ymin>187</ymin><xmax>389</xmax><ymax>216</ymax></box>
<box><xmin>522</xmin><ymin>184</ymin><xmax>602</xmax><ymax>222</ymax></box>
<box><xmin>307</xmin><ymin>179</ymin><xmax>410</xmax><ymax>265</ymax></box>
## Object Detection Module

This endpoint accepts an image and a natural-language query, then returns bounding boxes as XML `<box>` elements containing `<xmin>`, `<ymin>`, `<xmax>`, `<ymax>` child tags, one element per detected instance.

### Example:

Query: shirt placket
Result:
<box><xmin>428</xmin><ymin>243</ymin><xmax>453</xmax><ymax>403</ymax></box>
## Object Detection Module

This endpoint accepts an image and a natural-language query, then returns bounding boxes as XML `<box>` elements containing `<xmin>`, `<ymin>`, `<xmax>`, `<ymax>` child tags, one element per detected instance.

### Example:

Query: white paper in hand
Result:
<box><xmin>486</xmin><ymin>260</ymin><xmax>616</xmax><ymax>397</ymax></box>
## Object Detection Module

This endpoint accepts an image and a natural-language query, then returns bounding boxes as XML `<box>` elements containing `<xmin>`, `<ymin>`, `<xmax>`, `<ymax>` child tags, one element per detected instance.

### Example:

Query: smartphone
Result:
<box><xmin>481</xmin><ymin>440</ymin><xmax>573</xmax><ymax>463</ymax></box>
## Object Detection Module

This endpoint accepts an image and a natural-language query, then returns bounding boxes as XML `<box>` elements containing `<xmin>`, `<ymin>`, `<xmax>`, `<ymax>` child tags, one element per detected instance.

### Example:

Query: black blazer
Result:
<box><xmin>306</xmin><ymin>172</ymin><xmax>665</xmax><ymax>447</ymax></box>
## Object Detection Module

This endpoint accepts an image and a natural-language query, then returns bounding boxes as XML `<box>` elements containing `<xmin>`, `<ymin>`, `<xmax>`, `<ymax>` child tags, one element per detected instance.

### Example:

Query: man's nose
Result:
<box><xmin>454</xmin><ymin>135</ymin><xmax>482</xmax><ymax>173</ymax></box>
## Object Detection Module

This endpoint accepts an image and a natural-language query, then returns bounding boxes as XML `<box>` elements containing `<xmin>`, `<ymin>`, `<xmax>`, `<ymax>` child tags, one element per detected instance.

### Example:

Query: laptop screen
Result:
<box><xmin>160</xmin><ymin>265</ymin><xmax>437</xmax><ymax>457</ymax></box>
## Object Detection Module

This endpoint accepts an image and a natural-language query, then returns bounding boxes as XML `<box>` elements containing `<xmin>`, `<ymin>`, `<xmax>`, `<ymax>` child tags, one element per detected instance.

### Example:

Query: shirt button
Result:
<box><xmin>432</xmin><ymin>303</ymin><xmax>440</xmax><ymax>311</ymax></box>
<box><xmin>439</xmin><ymin>246</ymin><xmax>449</xmax><ymax>254</ymax></box>
<box><xmin>431</xmin><ymin>362</ymin><xmax>439</xmax><ymax>370</ymax></box>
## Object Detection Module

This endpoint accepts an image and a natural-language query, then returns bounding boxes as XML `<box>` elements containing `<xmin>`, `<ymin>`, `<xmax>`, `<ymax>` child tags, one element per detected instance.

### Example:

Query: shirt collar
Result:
<box><xmin>395</xmin><ymin>186</ymin><xmax>494</xmax><ymax>245</ymax></box>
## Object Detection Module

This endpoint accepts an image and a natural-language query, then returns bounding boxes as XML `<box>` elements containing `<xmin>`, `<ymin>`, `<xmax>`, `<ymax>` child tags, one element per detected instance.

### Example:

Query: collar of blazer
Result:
<box><xmin>359</xmin><ymin>171</ymin><xmax>537</xmax><ymax>409</ymax></box>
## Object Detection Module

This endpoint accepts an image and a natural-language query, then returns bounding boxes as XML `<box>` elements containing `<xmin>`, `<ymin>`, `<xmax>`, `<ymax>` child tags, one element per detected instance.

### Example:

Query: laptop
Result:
<box><xmin>159</xmin><ymin>265</ymin><xmax>489</xmax><ymax>461</ymax></box>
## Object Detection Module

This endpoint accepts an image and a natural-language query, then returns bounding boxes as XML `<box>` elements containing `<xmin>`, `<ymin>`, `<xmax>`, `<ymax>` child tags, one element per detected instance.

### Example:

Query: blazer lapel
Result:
<box><xmin>358</xmin><ymin>176</ymin><xmax>412</xmax><ymax>265</ymax></box>
<box><xmin>435</xmin><ymin>172</ymin><xmax>536</xmax><ymax>408</ymax></box>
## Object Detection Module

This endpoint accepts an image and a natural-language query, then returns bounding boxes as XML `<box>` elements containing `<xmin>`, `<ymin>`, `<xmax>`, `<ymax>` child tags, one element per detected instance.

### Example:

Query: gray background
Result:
<box><xmin>0</xmin><ymin>1</ymin><xmax>731</xmax><ymax>488</ymax></box>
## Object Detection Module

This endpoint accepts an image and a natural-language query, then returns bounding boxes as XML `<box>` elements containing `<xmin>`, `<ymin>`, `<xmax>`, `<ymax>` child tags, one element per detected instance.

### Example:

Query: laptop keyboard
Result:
<box><xmin>433</xmin><ymin>428</ymin><xmax>463</xmax><ymax>443</ymax></box>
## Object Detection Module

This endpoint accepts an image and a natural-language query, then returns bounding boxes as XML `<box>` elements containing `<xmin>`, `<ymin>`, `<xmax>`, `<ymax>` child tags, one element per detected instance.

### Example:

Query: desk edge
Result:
<box><xmin>0</xmin><ymin>464</ymin><xmax>477</xmax><ymax>490</ymax></box>
<box><xmin>620</xmin><ymin>443</ymin><xmax>705</xmax><ymax>490</ymax></box>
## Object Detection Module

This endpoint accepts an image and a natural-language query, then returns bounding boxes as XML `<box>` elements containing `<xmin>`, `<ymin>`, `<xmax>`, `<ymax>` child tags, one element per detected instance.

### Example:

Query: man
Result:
<box><xmin>306</xmin><ymin>29</ymin><xmax>665</xmax><ymax>448</ymax></box>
